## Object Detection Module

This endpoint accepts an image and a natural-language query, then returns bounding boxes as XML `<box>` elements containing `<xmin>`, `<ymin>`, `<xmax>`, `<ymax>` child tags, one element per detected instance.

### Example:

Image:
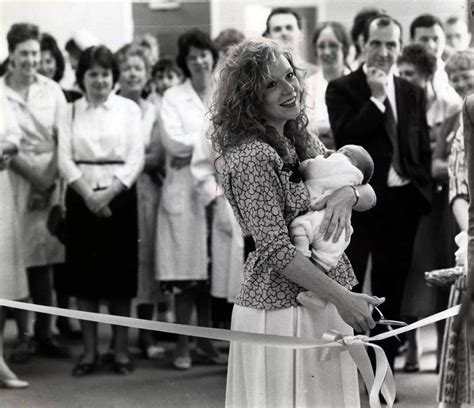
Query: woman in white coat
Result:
<box><xmin>0</xmin><ymin>95</ymin><xmax>29</xmax><ymax>389</ymax></box>
<box><xmin>191</xmin><ymin>127</ymin><xmax>244</xmax><ymax>306</ymax></box>
<box><xmin>156</xmin><ymin>29</ymin><xmax>225</xmax><ymax>370</ymax></box>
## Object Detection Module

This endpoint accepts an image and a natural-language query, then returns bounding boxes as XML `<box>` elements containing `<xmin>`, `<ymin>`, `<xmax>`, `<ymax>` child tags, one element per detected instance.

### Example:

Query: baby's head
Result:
<box><xmin>337</xmin><ymin>144</ymin><xmax>374</xmax><ymax>184</ymax></box>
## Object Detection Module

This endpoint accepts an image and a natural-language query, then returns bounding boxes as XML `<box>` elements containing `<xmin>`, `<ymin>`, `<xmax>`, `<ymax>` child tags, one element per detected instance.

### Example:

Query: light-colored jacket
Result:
<box><xmin>155</xmin><ymin>79</ymin><xmax>208</xmax><ymax>281</ymax></box>
<box><xmin>191</xmin><ymin>128</ymin><xmax>244</xmax><ymax>302</ymax></box>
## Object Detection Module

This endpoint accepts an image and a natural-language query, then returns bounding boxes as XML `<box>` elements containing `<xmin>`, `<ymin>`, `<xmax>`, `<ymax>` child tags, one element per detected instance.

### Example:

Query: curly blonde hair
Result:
<box><xmin>210</xmin><ymin>39</ymin><xmax>318</xmax><ymax>162</ymax></box>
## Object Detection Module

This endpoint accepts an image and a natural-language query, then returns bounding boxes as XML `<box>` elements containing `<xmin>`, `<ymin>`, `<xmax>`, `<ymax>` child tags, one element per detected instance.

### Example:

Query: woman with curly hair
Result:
<box><xmin>210</xmin><ymin>39</ymin><xmax>381</xmax><ymax>407</ymax></box>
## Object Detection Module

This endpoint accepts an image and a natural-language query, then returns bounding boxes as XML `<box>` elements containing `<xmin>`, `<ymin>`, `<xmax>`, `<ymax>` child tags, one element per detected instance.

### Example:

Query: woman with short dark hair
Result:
<box><xmin>59</xmin><ymin>45</ymin><xmax>144</xmax><ymax>377</ymax></box>
<box><xmin>39</xmin><ymin>33</ymin><xmax>81</xmax><ymax>103</ymax></box>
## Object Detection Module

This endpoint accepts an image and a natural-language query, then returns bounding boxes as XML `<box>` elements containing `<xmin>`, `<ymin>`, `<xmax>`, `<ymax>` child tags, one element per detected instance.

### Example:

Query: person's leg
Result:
<box><xmin>76</xmin><ymin>298</ymin><xmax>99</xmax><ymax>364</ymax></box>
<box><xmin>27</xmin><ymin>266</ymin><xmax>70</xmax><ymax>357</ymax></box>
<box><xmin>53</xmin><ymin>263</ymin><xmax>81</xmax><ymax>339</ymax></box>
<box><xmin>137</xmin><ymin>303</ymin><xmax>154</xmax><ymax>349</ymax></box>
<box><xmin>195</xmin><ymin>287</ymin><xmax>222</xmax><ymax>358</ymax></box>
<box><xmin>108</xmin><ymin>299</ymin><xmax>134</xmax><ymax>374</ymax></box>
<box><xmin>371</xmin><ymin>185</ymin><xmax>422</xmax><ymax>370</ymax></box>
<box><xmin>108</xmin><ymin>300</ymin><xmax>132</xmax><ymax>363</ymax></box>
<box><xmin>174</xmin><ymin>288</ymin><xmax>195</xmax><ymax>364</ymax></box>
<box><xmin>403</xmin><ymin>317</ymin><xmax>420</xmax><ymax>372</ymax></box>
<box><xmin>9</xmin><ymin>307</ymin><xmax>34</xmax><ymax>364</ymax></box>
<box><xmin>27</xmin><ymin>266</ymin><xmax>53</xmax><ymax>341</ymax></box>
<box><xmin>0</xmin><ymin>307</ymin><xmax>28</xmax><ymax>388</ymax></box>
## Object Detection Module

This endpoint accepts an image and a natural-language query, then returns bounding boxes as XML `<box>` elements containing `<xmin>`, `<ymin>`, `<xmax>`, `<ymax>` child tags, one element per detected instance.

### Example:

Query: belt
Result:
<box><xmin>75</xmin><ymin>160</ymin><xmax>125</xmax><ymax>165</ymax></box>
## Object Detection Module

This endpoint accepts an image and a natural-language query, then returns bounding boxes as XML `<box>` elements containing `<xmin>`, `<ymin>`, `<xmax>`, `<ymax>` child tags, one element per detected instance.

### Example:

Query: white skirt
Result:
<box><xmin>226</xmin><ymin>304</ymin><xmax>360</xmax><ymax>408</ymax></box>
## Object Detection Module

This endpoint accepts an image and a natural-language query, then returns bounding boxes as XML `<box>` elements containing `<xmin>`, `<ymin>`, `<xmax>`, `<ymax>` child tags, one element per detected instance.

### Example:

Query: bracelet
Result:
<box><xmin>349</xmin><ymin>185</ymin><xmax>360</xmax><ymax>207</ymax></box>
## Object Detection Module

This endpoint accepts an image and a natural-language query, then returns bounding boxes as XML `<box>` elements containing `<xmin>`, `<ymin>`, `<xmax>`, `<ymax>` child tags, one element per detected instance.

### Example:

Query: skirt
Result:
<box><xmin>437</xmin><ymin>276</ymin><xmax>473</xmax><ymax>404</ymax></box>
<box><xmin>64</xmin><ymin>187</ymin><xmax>138</xmax><ymax>300</ymax></box>
<box><xmin>0</xmin><ymin>170</ymin><xmax>28</xmax><ymax>300</ymax></box>
<box><xmin>226</xmin><ymin>304</ymin><xmax>359</xmax><ymax>408</ymax></box>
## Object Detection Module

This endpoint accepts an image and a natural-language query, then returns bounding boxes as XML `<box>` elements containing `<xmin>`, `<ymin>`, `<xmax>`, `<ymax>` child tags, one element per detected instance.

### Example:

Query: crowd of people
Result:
<box><xmin>0</xmin><ymin>5</ymin><xmax>472</xmax><ymax>408</ymax></box>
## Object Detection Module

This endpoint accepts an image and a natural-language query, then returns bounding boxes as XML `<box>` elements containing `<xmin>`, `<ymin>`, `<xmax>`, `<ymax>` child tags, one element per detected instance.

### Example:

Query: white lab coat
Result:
<box><xmin>191</xmin><ymin>129</ymin><xmax>244</xmax><ymax>302</ymax></box>
<box><xmin>155</xmin><ymin>80</ymin><xmax>208</xmax><ymax>281</ymax></box>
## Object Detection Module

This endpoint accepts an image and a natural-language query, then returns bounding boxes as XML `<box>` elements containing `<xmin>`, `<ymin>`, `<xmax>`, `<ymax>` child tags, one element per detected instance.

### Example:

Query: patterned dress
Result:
<box><xmin>438</xmin><ymin>113</ymin><xmax>472</xmax><ymax>404</ymax></box>
<box><xmin>222</xmin><ymin>137</ymin><xmax>359</xmax><ymax>408</ymax></box>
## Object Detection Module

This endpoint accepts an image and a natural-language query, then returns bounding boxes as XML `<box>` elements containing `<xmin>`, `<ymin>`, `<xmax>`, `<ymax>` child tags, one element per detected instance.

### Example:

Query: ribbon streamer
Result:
<box><xmin>0</xmin><ymin>299</ymin><xmax>460</xmax><ymax>408</ymax></box>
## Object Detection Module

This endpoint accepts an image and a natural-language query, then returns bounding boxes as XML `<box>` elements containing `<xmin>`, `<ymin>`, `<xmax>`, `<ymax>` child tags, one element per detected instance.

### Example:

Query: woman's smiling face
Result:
<box><xmin>259</xmin><ymin>54</ymin><xmax>302</xmax><ymax>130</ymax></box>
<box><xmin>315</xmin><ymin>26</ymin><xmax>345</xmax><ymax>71</ymax></box>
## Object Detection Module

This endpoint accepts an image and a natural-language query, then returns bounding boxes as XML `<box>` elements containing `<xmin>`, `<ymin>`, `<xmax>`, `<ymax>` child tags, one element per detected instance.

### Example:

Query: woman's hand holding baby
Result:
<box><xmin>311</xmin><ymin>185</ymin><xmax>356</xmax><ymax>242</ymax></box>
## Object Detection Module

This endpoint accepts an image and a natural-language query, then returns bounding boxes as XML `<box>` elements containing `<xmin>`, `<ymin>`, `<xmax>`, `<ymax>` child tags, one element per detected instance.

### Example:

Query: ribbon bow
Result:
<box><xmin>321</xmin><ymin>330</ymin><xmax>396</xmax><ymax>408</ymax></box>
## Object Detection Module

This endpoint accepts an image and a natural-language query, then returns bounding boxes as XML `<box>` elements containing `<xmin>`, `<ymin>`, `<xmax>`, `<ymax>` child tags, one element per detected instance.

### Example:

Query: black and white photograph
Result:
<box><xmin>0</xmin><ymin>0</ymin><xmax>473</xmax><ymax>406</ymax></box>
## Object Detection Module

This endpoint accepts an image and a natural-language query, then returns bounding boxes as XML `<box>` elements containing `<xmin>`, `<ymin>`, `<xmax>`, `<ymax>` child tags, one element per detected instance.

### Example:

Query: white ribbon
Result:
<box><xmin>0</xmin><ymin>299</ymin><xmax>460</xmax><ymax>408</ymax></box>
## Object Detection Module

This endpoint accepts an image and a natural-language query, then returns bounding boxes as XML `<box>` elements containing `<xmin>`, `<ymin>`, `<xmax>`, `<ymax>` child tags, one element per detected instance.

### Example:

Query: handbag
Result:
<box><xmin>47</xmin><ymin>102</ymin><xmax>76</xmax><ymax>244</ymax></box>
<box><xmin>47</xmin><ymin>201</ymin><xmax>66</xmax><ymax>244</ymax></box>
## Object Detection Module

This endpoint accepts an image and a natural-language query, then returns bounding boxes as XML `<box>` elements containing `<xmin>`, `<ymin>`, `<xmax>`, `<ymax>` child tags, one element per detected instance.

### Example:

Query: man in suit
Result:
<box><xmin>326</xmin><ymin>15</ymin><xmax>432</xmax><ymax>370</ymax></box>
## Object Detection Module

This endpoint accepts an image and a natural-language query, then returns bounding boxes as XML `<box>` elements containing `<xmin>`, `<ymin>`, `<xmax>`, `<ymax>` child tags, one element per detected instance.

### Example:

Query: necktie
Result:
<box><xmin>384</xmin><ymin>98</ymin><xmax>404</xmax><ymax>177</ymax></box>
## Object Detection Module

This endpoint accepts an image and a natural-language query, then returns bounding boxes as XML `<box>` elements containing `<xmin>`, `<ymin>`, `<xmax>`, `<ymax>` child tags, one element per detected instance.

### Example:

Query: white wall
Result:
<box><xmin>0</xmin><ymin>0</ymin><xmax>134</xmax><ymax>61</ymax></box>
<box><xmin>210</xmin><ymin>0</ymin><xmax>325</xmax><ymax>38</ymax></box>
<box><xmin>210</xmin><ymin>0</ymin><xmax>467</xmax><ymax>42</ymax></box>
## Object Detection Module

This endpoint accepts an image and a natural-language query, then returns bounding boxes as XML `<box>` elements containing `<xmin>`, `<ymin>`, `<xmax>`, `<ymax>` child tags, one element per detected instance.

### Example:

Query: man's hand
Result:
<box><xmin>366</xmin><ymin>66</ymin><xmax>388</xmax><ymax>101</ymax></box>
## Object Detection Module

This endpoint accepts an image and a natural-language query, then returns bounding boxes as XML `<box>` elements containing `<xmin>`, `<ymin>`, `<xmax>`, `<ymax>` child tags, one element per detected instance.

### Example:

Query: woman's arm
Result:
<box><xmin>282</xmin><ymin>251</ymin><xmax>381</xmax><ymax>332</ymax></box>
<box><xmin>10</xmin><ymin>154</ymin><xmax>57</xmax><ymax>192</ymax></box>
<box><xmin>230</xmin><ymin>147</ymin><xmax>379</xmax><ymax>332</ymax></box>
<box><xmin>452</xmin><ymin>197</ymin><xmax>469</xmax><ymax>232</ymax></box>
<box><xmin>160</xmin><ymin>92</ymin><xmax>200</xmax><ymax>158</ymax></box>
<box><xmin>114</xmin><ymin>103</ymin><xmax>144</xmax><ymax>189</ymax></box>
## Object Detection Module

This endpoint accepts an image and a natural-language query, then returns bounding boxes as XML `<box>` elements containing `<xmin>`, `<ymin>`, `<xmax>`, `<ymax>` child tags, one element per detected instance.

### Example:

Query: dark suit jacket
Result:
<box><xmin>326</xmin><ymin>66</ymin><xmax>432</xmax><ymax>212</ymax></box>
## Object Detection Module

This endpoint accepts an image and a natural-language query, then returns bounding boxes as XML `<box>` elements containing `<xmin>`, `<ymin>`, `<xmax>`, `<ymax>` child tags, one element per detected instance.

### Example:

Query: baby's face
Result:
<box><xmin>336</xmin><ymin>146</ymin><xmax>363</xmax><ymax>170</ymax></box>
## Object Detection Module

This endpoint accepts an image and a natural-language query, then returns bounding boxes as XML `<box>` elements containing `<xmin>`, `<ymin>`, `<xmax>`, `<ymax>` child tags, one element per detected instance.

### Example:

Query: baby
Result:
<box><xmin>290</xmin><ymin>144</ymin><xmax>374</xmax><ymax>272</ymax></box>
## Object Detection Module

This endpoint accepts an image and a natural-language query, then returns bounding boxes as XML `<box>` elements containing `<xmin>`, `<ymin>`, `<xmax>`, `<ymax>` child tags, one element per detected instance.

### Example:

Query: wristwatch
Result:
<box><xmin>349</xmin><ymin>185</ymin><xmax>360</xmax><ymax>206</ymax></box>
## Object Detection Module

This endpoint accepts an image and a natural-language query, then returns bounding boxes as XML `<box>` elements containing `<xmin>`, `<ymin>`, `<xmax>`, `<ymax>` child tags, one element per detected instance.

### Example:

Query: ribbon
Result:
<box><xmin>0</xmin><ymin>299</ymin><xmax>460</xmax><ymax>408</ymax></box>
<box><xmin>322</xmin><ymin>330</ymin><xmax>395</xmax><ymax>408</ymax></box>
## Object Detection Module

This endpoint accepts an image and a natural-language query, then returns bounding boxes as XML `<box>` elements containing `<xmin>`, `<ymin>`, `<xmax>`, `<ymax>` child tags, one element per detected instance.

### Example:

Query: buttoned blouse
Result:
<box><xmin>1</xmin><ymin>74</ymin><xmax>65</xmax><ymax>155</ymax></box>
<box><xmin>59</xmin><ymin>94</ymin><xmax>144</xmax><ymax>190</ymax></box>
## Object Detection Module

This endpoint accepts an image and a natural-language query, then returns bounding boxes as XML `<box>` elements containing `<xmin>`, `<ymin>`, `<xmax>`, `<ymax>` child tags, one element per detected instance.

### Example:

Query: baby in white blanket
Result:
<box><xmin>290</xmin><ymin>144</ymin><xmax>374</xmax><ymax>272</ymax></box>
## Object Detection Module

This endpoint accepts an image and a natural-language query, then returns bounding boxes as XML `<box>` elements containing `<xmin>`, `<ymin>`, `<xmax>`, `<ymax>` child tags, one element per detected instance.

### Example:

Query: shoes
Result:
<box><xmin>194</xmin><ymin>347</ymin><xmax>228</xmax><ymax>365</ymax></box>
<box><xmin>9</xmin><ymin>338</ymin><xmax>34</xmax><ymax>364</ymax></box>
<box><xmin>143</xmin><ymin>345</ymin><xmax>165</xmax><ymax>360</ymax></box>
<box><xmin>35</xmin><ymin>338</ymin><xmax>71</xmax><ymax>359</ymax></box>
<box><xmin>101</xmin><ymin>349</ymin><xmax>114</xmax><ymax>364</ymax></box>
<box><xmin>0</xmin><ymin>377</ymin><xmax>29</xmax><ymax>389</ymax></box>
<box><xmin>71</xmin><ymin>355</ymin><xmax>100</xmax><ymax>377</ymax></box>
<box><xmin>173</xmin><ymin>356</ymin><xmax>192</xmax><ymax>370</ymax></box>
<box><xmin>112</xmin><ymin>360</ymin><xmax>134</xmax><ymax>375</ymax></box>
<box><xmin>403</xmin><ymin>362</ymin><xmax>420</xmax><ymax>373</ymax></box>
<box><xmin>138</xmin><ymin>338</ymin><xmax>165</xmax><ymax>360</ymax></box>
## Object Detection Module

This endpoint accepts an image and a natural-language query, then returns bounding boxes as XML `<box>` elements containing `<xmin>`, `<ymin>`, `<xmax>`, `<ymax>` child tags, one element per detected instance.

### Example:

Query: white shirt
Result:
<box><xmin>363</xmin><ymin>64</ymin><xmax>409</xmax><ymax>187</ymax></box>
<box><xmin>306</xmin><ymin>67</ymin><xmax>352</xmax><ymax>136</ymax></box>
<box><xmin>59</xmin><ymin>93</ymin><xmax>144</xmax><ymax>190</ymax></box>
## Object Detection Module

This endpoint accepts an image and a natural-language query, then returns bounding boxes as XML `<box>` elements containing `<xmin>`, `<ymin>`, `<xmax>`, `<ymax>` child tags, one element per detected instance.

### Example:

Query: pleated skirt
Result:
<box><xmin>226</xmin><ymin>303</ymin><xmax>360</xmax><ymax>408</ymax></box>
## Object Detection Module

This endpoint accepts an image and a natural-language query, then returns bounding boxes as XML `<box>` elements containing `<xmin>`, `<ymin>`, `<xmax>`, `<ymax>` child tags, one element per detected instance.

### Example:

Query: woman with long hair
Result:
<box><xmin>210</xmin><ymin>39</ymin><xmax>380</xmax><ymax>407</ymax></box>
